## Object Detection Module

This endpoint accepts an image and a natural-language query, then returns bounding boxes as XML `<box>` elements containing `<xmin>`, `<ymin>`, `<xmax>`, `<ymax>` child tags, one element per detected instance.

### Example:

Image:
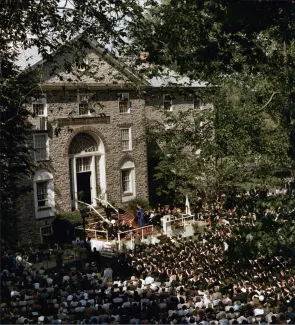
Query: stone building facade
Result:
<box><xmin>16</xmin><ymin>42</ymin><xmax>206</xmax><ymax>244</ymax></box>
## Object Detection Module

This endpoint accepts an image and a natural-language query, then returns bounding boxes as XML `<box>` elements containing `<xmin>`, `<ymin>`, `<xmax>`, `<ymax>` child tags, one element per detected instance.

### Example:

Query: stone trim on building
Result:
<box><xmin>63</xmin><ymin>126</ymin><xmax>109</xmax><ymax>157</ymax></box>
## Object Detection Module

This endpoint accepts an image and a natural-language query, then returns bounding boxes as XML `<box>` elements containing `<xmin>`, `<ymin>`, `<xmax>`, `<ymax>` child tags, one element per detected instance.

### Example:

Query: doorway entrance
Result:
<box><xmin>68</xmin><ymin>132</ymin><xmax>107</xmax><ymax>209</ymax></box>
<box><xmin>77</xmin><ymin>171</ymin><xmax>91</xmax><ymax>204</ymax></box>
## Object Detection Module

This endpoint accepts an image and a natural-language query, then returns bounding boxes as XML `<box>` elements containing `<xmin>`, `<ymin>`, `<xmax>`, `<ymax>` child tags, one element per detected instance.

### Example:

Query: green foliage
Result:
<box><xmin>129</xmin><ymin>1</ymin><xmax>295</xmax><ymax>201</ymax></box>
<box><xmin>123</xmin><ymin>196</ymin><xmax>150</xmax><ymax>212</ymax></box>
<box><xmin>0</xmin><ymin>67</ymin><xmax>39</xmax><ymax>247</ymax></box>
<box><xmin>224</xmin><ymin>196</ymin><xmax>295</xmax><ymax>261</ymax></box>
<box><xmin>55</xmin><ymin>211</ymin><xmax>83</xmax><ymax>227</ymax></box>
<box><xmin>52</xmin><ymin>211</ymin><xmax>83</xmax><ymax>244</ymax></box>
<box><xmin>129</xmin><ymin>1</ymin><xmax>295</xmax><ymax>84</ymax></box>
<box><xmin>254</xmin><ymin>195</ymin><xmax>295</xmax><ymax>211</ymax></box>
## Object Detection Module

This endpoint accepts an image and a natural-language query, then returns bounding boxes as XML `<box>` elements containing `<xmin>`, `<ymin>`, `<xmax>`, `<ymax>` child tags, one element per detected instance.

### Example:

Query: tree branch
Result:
<box><xmin>258</xmin><ymin>91</ymin><xmax>281</xmax><ymax>112</ymax></box>
<box><xmin>57</xmin><ymin>0</ymin><xmax>75</xmax><ymax>10</ymax></box>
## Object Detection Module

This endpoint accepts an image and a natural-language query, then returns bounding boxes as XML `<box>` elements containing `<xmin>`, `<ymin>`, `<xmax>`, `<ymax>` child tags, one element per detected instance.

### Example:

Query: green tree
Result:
<box><xmin>128</xmin><ymin>0</ymin><xmax>295</xmax><ymax>201</ymax></box>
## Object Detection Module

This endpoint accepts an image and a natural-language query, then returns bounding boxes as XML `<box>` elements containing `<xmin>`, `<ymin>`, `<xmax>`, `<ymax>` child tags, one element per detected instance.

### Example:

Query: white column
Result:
<box><xmin>99</xmin><ymin>154</ymin><xmax>107</xmax><ymax>201</ymax></box>
<box><xmin>90</xmin><ymin>156</ymin><xmax>97</xmax><ymax>206</ymax></box>
<box><xmin>72</xmin><ymin>158</ymin><xmax>77</xmax><ymax>209</ymax></box>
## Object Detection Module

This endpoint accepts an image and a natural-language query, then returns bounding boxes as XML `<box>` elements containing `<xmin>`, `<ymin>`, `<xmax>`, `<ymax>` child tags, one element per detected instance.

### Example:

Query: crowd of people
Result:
<box><xmin>1</xmin><ymin>190</ymin><xmax>295</xmax><ymax>324</ymax></box>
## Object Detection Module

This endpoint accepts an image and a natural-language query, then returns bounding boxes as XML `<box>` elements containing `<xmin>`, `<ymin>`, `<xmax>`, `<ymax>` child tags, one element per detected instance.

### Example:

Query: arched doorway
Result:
<box><xmin>69</xmin><ymin>132</ymin><xmax>106</xmax><ymax>209</ymax></box>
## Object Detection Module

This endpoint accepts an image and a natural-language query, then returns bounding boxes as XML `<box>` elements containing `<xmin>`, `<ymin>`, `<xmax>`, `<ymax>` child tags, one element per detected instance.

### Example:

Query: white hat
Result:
<box><xmin>259</xmin><ymin>295</ymin><xmax>265</xmax><ymax>302</ymax></box>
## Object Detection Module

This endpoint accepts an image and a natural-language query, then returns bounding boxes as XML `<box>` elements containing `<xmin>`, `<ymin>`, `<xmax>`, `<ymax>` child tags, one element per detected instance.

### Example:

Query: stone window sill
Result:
<box><xmin>38</xmin><ymin>206</ymin><xmax>52</xmax><ymax>211</ymax></box>
<box><xmin>122</xmin><ymin>192</ymin><xmax>134</xmax><ymax>197</ymax></box>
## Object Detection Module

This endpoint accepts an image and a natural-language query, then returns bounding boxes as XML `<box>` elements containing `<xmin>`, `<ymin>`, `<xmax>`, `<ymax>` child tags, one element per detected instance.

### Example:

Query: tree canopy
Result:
<box><xmin>128</xmin><ymin>0</ymin><xmax>295</xmax><ymax>202</ymax></box>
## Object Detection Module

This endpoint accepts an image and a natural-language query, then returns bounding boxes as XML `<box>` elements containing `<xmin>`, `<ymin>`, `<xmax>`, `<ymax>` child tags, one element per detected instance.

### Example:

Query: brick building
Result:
<box><xmin>15</xmin><ymin>41</ymin><xmax>206</xmax><ymax>244</ymax></box>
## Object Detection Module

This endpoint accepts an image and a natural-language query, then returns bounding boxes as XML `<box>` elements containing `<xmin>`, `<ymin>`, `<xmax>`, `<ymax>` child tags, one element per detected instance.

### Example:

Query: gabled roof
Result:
<box><xmin>15</xmin><ymin>40</ymin><xmax>206</xmax><ymax>88</ymax></box>
<box><xmin>87</xmin><ymin>39</ymin><xmax>149</xmax><ymax>86</ymax></box>
<box><xmin>15</xmin><ymin>45</ymin><xmax>43</xmax><ymax>70</ymax></box>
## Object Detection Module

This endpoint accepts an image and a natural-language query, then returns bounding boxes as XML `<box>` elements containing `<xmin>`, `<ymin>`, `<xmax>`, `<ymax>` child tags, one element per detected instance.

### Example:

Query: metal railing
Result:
<box><xmin>162</xmin><ymin>214</ymin><xmax>195</xmax><ymax>235</ymax></box>
<box><xmin>95</xmin><ymin>197</ymin><xmax>118</xmax><ymax>214</ymax></box>
<box><xmin>170</xmin><ymin>214</ymin><xmax>195</xmax><ymax>225</ymax></box>
<box><xmin>75</xmin><ymin>227</ymin><xmax>108</xmax><ymax>241</ymax></box>
<box><xmin>77</xmin><ymin>200</ymin><xmax>110</xmax><ymax>224</ymax></box>
<box><xmin>117</xmin><ymin>224</ymin><xmax>154</xmax><ymax>251</ymax></box>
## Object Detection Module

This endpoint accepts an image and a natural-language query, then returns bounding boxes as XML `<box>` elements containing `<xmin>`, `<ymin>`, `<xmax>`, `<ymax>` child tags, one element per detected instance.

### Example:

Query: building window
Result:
<box><xmin>32</xmin><ymin>95</ymin><xmax>47</xmax><ymax>116</ymax></box>
<box><xmin>37</xmin><ymin>181</ymin><xmax>49</xmax><ymax>208</ymax></box>
<box><xmin>76</xmin><ymin>157</ymin><xmax>92</xmax><ymax>172</ymax></box>
<box><xmin>121</xmin><ymin>160</ymin><xmax>135</xmax><ymax>201</ymax></box>
<box><xmin>121</xmin><ymin>170</ymin><xmax>131</xmax><ymax>193</ymax></box>
<box><xmin>163</xmin><ymin>94</ymin><xmax>173</xmax><ymax>111</ymax></box>
<box><xmin>184</xmin><ymin>94</ymin><xmax>202</xmax><ymax>109</ymax></box>
<box><xmin>33</xmin><ymin>103</ymin><xmax>45</xmax><ymax>116</ymax></box>
<box><xmin>69</xmin><ymin>132</ymin><xmax>98</xmax><ymax>154</ymax></box>
<box><xmin>79</xmin><ymin>103</ymin><xmax>90</xmax><ymax>115</ymax></box>
<box><xmin>118</xmin><ymin>93</ymin><xmax>130</xmax><ymax>113</ymax></box>
<box><xmin>121</xmin><ymin>128</ymin><xmax>132</xmax><ymax>151</ymax></box>
<box><xmin>40</xmin><ymin>225</ymin><xmax>53</xmax><ymax>235</ymax></box>
<box><xmin>78</xmin><ymin>94</ymin><xmax>91</xmax><ymax>116</ymax></box>
<box><xmin>194</xmin><ymin>97</ymin><xmax>202</xmax><ymax>109</ymax></box>
<box><xmin>34</xmin><ymin>134</ymin><xmax>49</xmax><ymax>161</ymax></box>
<box><xmin>34</xmin><ymin>170</ymin><xmax>55</xmax><ymax>217</ymax></box>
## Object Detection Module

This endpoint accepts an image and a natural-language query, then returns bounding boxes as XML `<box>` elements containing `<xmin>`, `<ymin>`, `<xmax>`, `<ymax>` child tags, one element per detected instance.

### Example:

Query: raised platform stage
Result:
<box><xmin>86</xmin><ymin>218</ymin><xmax>206</xmax><ymax>257</ymax></box>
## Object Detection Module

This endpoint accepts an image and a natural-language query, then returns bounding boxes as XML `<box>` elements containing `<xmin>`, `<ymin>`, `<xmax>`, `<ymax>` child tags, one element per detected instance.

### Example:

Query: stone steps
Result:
<box><xmin>86</xmin><ymin>208</ymin><xmax>108</xmax><ymax>227</ymax></box>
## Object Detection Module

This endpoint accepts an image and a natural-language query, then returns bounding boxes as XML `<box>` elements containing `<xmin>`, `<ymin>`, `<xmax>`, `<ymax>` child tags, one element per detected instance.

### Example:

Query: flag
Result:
<box><xmin>185</xmin><ymin>194</ymin><xmax>191</xmax><ymax>215</ymax></box>
<box><xmin>118</xmin><ymin>210</ymin><xmax>134</xmax><ymax>225</ymax></box>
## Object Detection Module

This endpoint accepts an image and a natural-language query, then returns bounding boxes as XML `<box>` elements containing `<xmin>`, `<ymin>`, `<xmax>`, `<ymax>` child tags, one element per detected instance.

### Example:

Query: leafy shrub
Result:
<box><xmin>123</xmin><ymin>196</ymin><xmax>150</xmax><ymax>212</ymax></box>
<box><xmin>52</xmin><ymin>211</ymin><xmax>83</xmax><ymax>244</ymax></box>
<box><xmin>55</xmin><ymin>211</ymin><xmax>83</xmax><ymax>226</ymax></box>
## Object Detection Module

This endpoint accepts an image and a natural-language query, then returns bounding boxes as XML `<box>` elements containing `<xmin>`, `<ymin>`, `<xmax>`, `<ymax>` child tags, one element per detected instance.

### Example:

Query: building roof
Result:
<box><xmin>15</xmin><ymin>45</ymin><xmax>43</xmax><ymax>70</ymax></box>
<box><xmin>149</xmin><ymin>74</ymin><xmax>207</xmax><ymax>88</ymax></box>
<box><xmin>15</xmin><ymin>42</ymin><xmax>206</xmax><ymax>88</ymax></box>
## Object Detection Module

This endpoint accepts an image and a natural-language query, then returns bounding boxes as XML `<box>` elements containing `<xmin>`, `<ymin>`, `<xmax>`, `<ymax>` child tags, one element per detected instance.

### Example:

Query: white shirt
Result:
<box><xmin>63</xmin><ymin>275</ymin><xmax>70</xmax><ymax>282</ymax></box>
<box><xmin>237</xmin><ymin>316</ymin><xmax>247</xmax><ymax>324</ymax></box>
<box><xmin>47</xmin><ymin>278</ymin><xmax>53</xmax><ymax>284</ymax></box>
<box><xmin>103</xmin><ymin>268</ymin><xmax>113</xmax><ymax>279</ymax></box>
<box><xmin>219</xmin><ymin>319</ymin><xmax>229</xmax><ymax>325</ymax></box>
<box><xmin>16</xmin><ymin>316</ymin><xmax>27</xmax><ymax>324</ymax></box>
<box><xmin>80</xmin><ymin>299</ymin><xmax>87</xmax><ymax>306</ymax></box>
<box><xmin>67</xmin><ymin>295</ymin><xmax>73</xmax><ymax>301</ymax></box>
<box><xmin>145</xmin><ymin>276</ymin><xmax>154</xmax><ymax>285</ymax></box>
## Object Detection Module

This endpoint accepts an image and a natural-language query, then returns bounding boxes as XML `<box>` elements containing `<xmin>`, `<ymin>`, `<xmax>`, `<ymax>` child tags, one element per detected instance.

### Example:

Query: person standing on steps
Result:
<box><xmin>136</xmin><ymin>204</ymin><xmax>145</xmax><ymax>228</ymax></box>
